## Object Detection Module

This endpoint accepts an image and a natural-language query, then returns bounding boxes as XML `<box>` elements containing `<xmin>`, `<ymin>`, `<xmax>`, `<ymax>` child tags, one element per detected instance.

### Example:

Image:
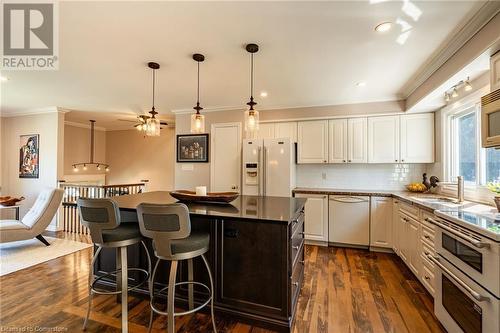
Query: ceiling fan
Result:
<box><xmin>118</xmin><ymin>115</ymin><xmax>169</xmax><ymax>132</ymax></box>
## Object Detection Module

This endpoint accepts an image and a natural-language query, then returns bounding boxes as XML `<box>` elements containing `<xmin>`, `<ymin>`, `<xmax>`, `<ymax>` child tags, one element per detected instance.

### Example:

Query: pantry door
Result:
<box><xmin>210</xmin><ymin>122</ymin><xmax>242</xmax><ymax>192</ymax></box>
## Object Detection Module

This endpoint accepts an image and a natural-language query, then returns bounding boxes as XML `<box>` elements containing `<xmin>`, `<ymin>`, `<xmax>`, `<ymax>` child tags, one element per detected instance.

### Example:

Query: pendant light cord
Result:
<box><xmin>152</xmin><ymin>68</ymin><xmax>155</xmax><ymax>111</ymax></box>
<box><xmin>250</xmin><ymin>53</ymin><xmax>254</xmax><ymax>98</ymax></box>
<box><xmin>197</xmin><ymin>61</ymin><xmax>200</xmax><ymax>105</ymax></box>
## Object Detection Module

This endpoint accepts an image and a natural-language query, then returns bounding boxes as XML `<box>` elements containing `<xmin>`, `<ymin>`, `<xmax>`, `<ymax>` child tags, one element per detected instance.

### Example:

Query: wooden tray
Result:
<box><xmin>170</xmin><ymin>190</ymin><xmax>239</xmax><ymax>204</ymax></box>
<box><xmin>0</xmin><ymin>196</ymin><xmax>24</xmax><ymax>206</ymax></box>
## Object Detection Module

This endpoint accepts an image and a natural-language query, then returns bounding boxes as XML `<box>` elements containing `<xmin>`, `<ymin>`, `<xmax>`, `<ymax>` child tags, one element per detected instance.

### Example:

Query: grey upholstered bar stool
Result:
<box><xmin>77</xmin><ymin>198</ymin><xmax>152</xmax><ymax>333</ymax></box>
<box><xmin>136</xmin><ymin>203</ymin><xmax>216</xmax><ymax>333</ymax></box>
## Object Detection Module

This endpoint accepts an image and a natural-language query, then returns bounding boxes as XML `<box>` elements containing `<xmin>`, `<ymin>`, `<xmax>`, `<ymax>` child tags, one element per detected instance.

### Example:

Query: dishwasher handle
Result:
<box><xmin>329</xmin><ymin>196</ymin><xmax>369</xmax><ymax>203</ymax></box>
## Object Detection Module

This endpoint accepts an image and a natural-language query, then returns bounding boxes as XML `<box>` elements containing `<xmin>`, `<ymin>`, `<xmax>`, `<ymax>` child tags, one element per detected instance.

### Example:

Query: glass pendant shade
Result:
<box><xmin>146</xmin><ymin>117</ymin><xmax>160</xmax><ymax>137</ymax></box>
<box><xmin>191</xmin><ymin>113</ymin><xmax>205</xmax><ymax>133</ymax></box>
<box><xmin>244</xmin><ymin>109</ymin><xmax>259</xmax><ymax>133</ymax></box>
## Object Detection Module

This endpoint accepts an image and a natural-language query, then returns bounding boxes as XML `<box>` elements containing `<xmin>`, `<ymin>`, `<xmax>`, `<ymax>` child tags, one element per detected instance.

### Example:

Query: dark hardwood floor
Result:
<box><xmin>0</xmin><ymin>231</ymin><xmax>445</xmax><ymax>333</ymax></box>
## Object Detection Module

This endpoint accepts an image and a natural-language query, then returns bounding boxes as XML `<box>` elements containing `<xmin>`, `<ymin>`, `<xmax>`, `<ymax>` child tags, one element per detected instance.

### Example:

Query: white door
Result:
<box><xmin>264</xmin><ymin>138</ymin><xmax>293</xmax><ymax>197</ymax></box>
<box><xmin>295</xmin><ymin>193</ymin><xmax>328</xmax><ymax>243</ymax></box>
<box><xmin>392</xmin><ymin>198</ymin><xmax>400</xmax><ymax>254</ymax></box>
<box><xmin>275</xmin><ymin>122</ymin><xmax>298</xmax><ymax>142</ymax></box>
<box><xmin>370</xmin><ymin>196</ymin><xmax>393</xmax><ymax>248</ymax></box>
<box><xmin>347</xmin><ymin>118</ymin><xmax>367</xmax><ymax>163</ymax></box>
<box><xmin>211</xmin><ymin>123</ymin><xmax>242</xmax><ymax>192</ymax></box>
<box><xmin>368</xmin><ymin>116</ymin><xmax>400</xmax><ymax>163</ymax></box>
<box><xmin>328</xmin><ymin>119</ymin><xmax>347</xmax><ymax>163</ymax></box>
<box><xmin>400</xmin><ymin>113</ymin><xmax>434</xmax><ymax>163</ymax></box>
<box><xmin>297</xmin><ymin>120</ymin><xmax>328</xmax><ymax>164</ymax></box>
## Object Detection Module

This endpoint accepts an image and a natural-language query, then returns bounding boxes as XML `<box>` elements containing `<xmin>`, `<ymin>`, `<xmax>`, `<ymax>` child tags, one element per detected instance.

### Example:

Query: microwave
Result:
<box><xmin>481</xmin><ymin>88</ymin><xmax>500</xmax><ymax>148</ymax></box>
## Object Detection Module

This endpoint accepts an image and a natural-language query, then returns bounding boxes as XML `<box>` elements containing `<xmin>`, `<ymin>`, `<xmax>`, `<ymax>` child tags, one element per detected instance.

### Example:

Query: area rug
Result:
<box><xmin>0</xmin><ymin>237</ymin><xmax>92</xmax><ymax>276</ymax></box>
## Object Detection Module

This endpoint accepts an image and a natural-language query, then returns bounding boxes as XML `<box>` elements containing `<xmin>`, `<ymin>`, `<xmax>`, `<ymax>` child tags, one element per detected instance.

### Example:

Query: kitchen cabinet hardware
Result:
<box><xmin>424</xmin><ymin>276</ymin><xmax>430</xmax><ymax>280</ymax></box>
<box><xmin>292</xmin><ymin>282</ymin><xmax>299</xmax><ymax>287</ymax></box>
<box><xmin>292</xmin><ymin>245</ymin><xmax>300</xmax><ymax>250</ymax></box>
<box><xmin>427</xmin><ymin>217</ymin><xmax>490</xmax><ymax>248</ymax></box>
<box><xmin>299</xmin><ymin>260</ymin><xmax>305</xmax><ymax>265</ymax></box>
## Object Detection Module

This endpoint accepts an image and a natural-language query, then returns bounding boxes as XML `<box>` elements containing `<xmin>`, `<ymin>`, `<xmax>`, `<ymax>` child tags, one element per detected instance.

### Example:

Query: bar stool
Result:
<box><xmin>136</xmin><ymin>203</ymin><xmax>217</xmax><ymax>333</ymax></box>
<box><xmin>77</xmin><ymin>198</ymin><xmax>152</xmax><ymax>333</ymax></box>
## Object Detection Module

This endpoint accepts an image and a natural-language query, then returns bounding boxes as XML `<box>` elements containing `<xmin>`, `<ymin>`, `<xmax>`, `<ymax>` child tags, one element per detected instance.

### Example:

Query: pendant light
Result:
<box><xmin>244</xmin><ymin>43</ymin><xmax>260</xmax><ymax>134</ymax></box>
<box><xmin>72</xmin><ymin>120</ymin><xmax>109</xmax><ymax>172</ymax></box>
<box><xmin>191</xmin><ymin>53</ymin><xmax>205</xmax><ymax>133</ymax></box>
<box><xmin>146</xmin><ymin>62</ymin><xmax>161</xmax><ymax>137</ymax></box>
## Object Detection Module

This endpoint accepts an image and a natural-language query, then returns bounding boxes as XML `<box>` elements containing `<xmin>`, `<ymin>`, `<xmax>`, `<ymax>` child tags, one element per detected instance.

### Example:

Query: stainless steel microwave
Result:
<box><xmin>481</xmin><ymin>88</ymin><xmax>500</xmax><ymax>148</ymax></box>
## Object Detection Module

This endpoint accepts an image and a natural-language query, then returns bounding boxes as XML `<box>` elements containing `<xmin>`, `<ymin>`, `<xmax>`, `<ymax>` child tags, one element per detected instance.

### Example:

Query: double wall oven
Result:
<box><xmin>426</xmin><ymin>213</ymin><xmax>500</xmax><ymax>333</ymax></box>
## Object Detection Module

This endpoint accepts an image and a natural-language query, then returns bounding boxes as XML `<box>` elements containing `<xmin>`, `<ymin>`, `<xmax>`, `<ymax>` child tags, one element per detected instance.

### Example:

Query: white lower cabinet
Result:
<box><xmin>392</xmin><ymin>198</ymin><xmax>400</xmax><ymax>255</ymax></box>
<box><xmin>370</xmin><ymin>196</ymin><xmax>393</xmax><ymax>248</ymax></box>
<box><xmin>295</xmin><ymin>193</ymin><xmax>328</xmax><ymax>244</ymax></box>
<box><xmin>407</xmin><ymin>216</ymin><xmax>421</xmax><ymax>277</ymax></box>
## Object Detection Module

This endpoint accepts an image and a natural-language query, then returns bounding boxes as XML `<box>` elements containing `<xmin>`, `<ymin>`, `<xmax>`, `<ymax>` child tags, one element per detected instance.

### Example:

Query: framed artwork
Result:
<box><xmin>19</xmin><ymin>134</ymin><xmax>39</xmax><ymax>178</ymax></box>
<box><xmin>177</xmin><ymin>134</ymin><xmax>209</xmax><ymax>163</ymax></box>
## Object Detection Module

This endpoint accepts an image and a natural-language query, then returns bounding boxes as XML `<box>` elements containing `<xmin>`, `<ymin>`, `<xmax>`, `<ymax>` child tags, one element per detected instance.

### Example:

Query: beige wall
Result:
<box><xmin>105</xmin><ymin>128</ymin><xmax>175</xmax><ymax>191</ymax></box>
<box><xmin>0</xmin><ymin>111</ymin><xmax>63</xmax><ymax>220</ymax></box>
<box><xmin>63</xmin><ymin>124</ymin><xmax>106</xmax><ymax>176</ymax></box>
<box><xmin>174</xmin><ymin>100</ymin><xmax>405</xmax><ymax>189</ymax></box>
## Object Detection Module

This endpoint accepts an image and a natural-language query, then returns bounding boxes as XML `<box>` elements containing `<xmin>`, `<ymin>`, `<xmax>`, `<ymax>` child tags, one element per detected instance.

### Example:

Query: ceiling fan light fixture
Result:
<box><xmin>191</xmin><ymin>53</ymin><xmax>206</xmax><ymax>134</ymax></box>
<box><xmin>244</xmin><ymin>43</ymin><xmax>260</xmax><ymax>134</ymax></box>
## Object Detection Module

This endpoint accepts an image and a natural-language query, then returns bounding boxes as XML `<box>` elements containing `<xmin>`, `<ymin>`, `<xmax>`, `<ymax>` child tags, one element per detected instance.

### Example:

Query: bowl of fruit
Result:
<box><xmin>406</xmin><ymin>183</ymin><xmax>428</xmax><ymax>193</ymax></box>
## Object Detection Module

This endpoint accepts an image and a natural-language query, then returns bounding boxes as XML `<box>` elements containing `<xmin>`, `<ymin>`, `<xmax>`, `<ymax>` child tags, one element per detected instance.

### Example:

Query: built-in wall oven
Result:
<box><xmin>426</xmin><ymin>215</ymin><xmax>500</xmax><ymax>333</ymax></box>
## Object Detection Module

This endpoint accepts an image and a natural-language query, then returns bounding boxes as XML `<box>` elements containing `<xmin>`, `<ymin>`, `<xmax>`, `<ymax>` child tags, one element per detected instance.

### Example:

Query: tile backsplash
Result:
<box><xmin>296</xmin><ymin>164</ymin><xmax>428</xmax><ymax>190</ymax></box>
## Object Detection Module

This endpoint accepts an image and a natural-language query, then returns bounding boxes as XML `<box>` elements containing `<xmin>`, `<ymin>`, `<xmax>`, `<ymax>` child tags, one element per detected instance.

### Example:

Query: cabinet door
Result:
<box><xmin>407</xmin><ymin>217</ymin><xmax>421</xmax><ymax>276</ymax></box>
<box><xmin>370</xmin><ymin>197</ymin><xmax>393</xmax><ymax>248</ymax></box>
<box><xmin>295</xmin><ymin>193</ymin><xmax>328</xmax><ymax>243</ymax></box>
<box><xmin>297</xmin><ymin>120</ymin><xmax>328</xmax><ymax>163</ymax></box>
<box><xmin>328</xmin><ymin>119</ymin><xmax>348</xmax><ymax>163</ymax></box>
<box><xmin>398</xmin><ymin>215</ymin><xmax>409</xmax><ymax>263</ymax></box>
<box><xmin>392</xmin><ymin>199</ymin><xmax>400</xmax><ymax>254</ymax></box>
<box><xmin>254</xmin><ymin>123</ymin><xmax>275</xmax><ymax>140</ymax></box>
<box><xmin>368</xmin><ymin>116</ymin><xmax>400</xmax><ymax>163</ymax></box>
<box><xmin>347</xmin><ymin>118</ymin><xmax>367</xmax><ymax>163</ymax></box>
<box><xmin>400</xmin><ymin>113</ymin><xmax>434</xmax><ymax>163</ymax></box>
<box><xmin>275</xmin><ymin>122</ymin><xmax>298</xmax><ymax>142</ymax></box>
<box><xmin>491</xmin><ymin>51</ymin><xmax>500</xmax><ymax>91</ymax></box>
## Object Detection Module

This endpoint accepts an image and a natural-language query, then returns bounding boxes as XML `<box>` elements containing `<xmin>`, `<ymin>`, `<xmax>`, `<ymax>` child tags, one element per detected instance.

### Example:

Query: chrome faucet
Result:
<box><xmin>457</xmin><ymin>176</ymin><xmax>464</xmax><ymax>203</ymax></box>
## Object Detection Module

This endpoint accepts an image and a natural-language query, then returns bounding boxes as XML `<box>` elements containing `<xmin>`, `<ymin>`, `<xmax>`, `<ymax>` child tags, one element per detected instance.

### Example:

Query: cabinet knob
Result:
<box><xmin>424</xmin><ymin>251</ymin><xmax>430</xmax><ymax>256</ymax></box>
<box><xmin>395</xmin><ymin>159</ymin><xmax>398</xmax><ymax>162</ymax></box>
<box><xmin>292</xmin><ymin>245</ymin><xmax>300</xmax><ymax>250</ymax></box>
<box><xmin>424</xmin><ymin>276</ymin><xmax>430</xmax><ymax>280</ymax></box>
<box><xmin>424</xmin><ymin>235</ymin><xmax>430</xmax><ymax>239</ymax></box>
<box><xmin>348</xmin><ymin>160</ymin><xmax>352</xmax><ymax>163</ymax></box>
<box><xmin>323</xmin><ymin>160</ymin><xmax>327</xmax><ymax>163</ymax></box>
<box><xmin>300</xmin><ymin>260</ymin><xmax>305</xmax><ymax>265</ymax></box>
<box><xmin>401</xmin><ymin>159</ymin><xmax>405</xmax><ymax>162</ymax></box>
<box><xmin>343</xmin><ymin>160</ymin><xmax>346</xmax><ymax>163</ymax></box>
<box><xmin>293</xmin><ymin>282</ymin><xmax>299</xmax><ymax>287</ymax></box>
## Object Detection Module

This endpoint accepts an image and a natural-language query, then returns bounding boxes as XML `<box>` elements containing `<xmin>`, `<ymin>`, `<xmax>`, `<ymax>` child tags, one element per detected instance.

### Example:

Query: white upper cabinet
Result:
<box><xmin>400</xmin><ymin>113</ymin><xmax>434</xmax><ymax>163</ymax></box>
<box><xmin>275</xmin><ymin>122</ymin><xmax>298</xmax><ymax>142</ymax></box>
<box><xmin>250</xmin><ymin>123</ymin><xmax>275</xmax><ymax>140</ymax></box>
<box><xmin>297</xmin><ymin>120</ymin><xmax>329</xmax><ymax>163</ymax></box>
<box><xmin>347</xmin><ymin>118</ymin><xmax>367</xmax><ymax>163</ymax></box>
<box><xmin>328</xmin><ymin>119</ymin><xmax>348</xmax><ymax>163</ymax></box>
<box><xmin>368</xmin><ymin>116</ymin><xmax>400</xmax><ymax>163</ymax></box>
<box><xmin>491</xmin><ymin>51</ymin><xmax>500</xmax><ymax>91</ymax></box>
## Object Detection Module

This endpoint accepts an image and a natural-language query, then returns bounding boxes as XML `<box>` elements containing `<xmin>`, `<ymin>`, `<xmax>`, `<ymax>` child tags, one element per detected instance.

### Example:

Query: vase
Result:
<box><xmin>495</xmin><ymin>196</ymin><xmax>500</xmax><ymax>213</ymax></box>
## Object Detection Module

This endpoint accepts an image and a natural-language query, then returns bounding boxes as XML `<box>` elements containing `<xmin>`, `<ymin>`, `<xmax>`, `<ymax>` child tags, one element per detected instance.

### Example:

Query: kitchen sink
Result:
<box><xmin>410</xmin><ymin>196</ymin><xmax>462</xmax><ymax>205</ymax></box>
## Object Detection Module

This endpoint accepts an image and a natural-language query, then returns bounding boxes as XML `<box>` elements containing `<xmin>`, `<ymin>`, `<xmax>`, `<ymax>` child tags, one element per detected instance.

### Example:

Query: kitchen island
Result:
<box><xmin>95</xmin><ymin>191</ymin><xmax>306</xmax><ymax>332</ymax></box>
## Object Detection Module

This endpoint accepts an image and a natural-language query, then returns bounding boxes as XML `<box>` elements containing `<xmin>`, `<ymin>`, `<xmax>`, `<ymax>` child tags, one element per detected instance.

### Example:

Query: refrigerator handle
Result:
<box><xmin>258</xmin><ymin>146</ymin><xmax>262</xmax><ymax>196</ymax></box>
<box><xmin>263</xmin><ymin>146</ymin><xmax>267</xmax><ymax>196</ymax></box>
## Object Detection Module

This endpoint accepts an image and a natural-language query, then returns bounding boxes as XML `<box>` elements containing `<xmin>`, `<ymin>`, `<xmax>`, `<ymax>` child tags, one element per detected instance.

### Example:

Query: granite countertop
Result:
<box><xmin>293</xmin><ymin>187</ymin><xmax>499</xmax><ymax>239</ymax></box>
<box><xmin>113</xmin><ymin>191</ymin><xmax>306</xmax><ymax>223</ymax></box>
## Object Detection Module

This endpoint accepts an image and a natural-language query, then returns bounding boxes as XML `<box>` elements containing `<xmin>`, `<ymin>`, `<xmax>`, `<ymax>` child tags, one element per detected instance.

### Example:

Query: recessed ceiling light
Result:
<box><xmin>375</xmin><ymin>22</ymin><xmax>392</xmax><ymax>33</ymax></box>
<box><xmin>0</xmin><ymin>76</ymin><xmax>9</xmax><ymax>82</ymax></box>
<box><xmin>356</xmin><ymin>82</ymin><xmax>367</xmax><ymax>87</ymax></box>
<box><xmin>260</xmin><ymin>91</ymin><xmax>268</xmax><ymax>98</ymax></box>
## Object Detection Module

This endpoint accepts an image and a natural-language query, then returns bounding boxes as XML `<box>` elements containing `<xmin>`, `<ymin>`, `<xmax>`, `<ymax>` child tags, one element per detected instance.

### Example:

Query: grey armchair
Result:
<box><xmin>0</xmin><ymin>188</ymin><xmax>64</xmax><ymax>246</ymax></box>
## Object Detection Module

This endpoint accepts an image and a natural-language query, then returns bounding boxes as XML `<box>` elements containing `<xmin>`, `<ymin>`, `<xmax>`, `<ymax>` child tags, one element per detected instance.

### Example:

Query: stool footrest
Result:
<box><xmin>90</xmin><ymin>268</ymin><xmax>150</xmax><ymax>295</ymax></box>
<box><xmin>150</xmin><ymin>281</ymin><xmax>212</xmax><ymax>317</ymax></box>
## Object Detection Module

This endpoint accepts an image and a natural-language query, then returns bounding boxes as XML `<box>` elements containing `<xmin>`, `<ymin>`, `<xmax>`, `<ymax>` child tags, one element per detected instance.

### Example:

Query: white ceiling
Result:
<box><xmin>0</xmin><ymin>1</ymin><xmax>485</xmax><ymax>120</ymax></box>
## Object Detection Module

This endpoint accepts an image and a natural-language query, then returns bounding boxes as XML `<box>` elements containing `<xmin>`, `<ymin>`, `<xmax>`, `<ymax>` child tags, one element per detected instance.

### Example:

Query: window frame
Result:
<box><xmin>440</xmin><ymin>85</ymin><xmax>493</xmax><ymax>202</ymax></box>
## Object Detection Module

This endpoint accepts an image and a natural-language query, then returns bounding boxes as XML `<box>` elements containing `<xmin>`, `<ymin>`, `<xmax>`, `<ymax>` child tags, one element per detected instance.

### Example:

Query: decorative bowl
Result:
<box><xmin>0</xmin><ymin>196</ymin><xmax>25</xmax><ymax>206</ymax></box>
<box><xmin>406</xmin><ymin>184</ymin><xmax>428</xmax><ymax>193</ymax></box>
<box><xmin>170</xmin><ymin>190</ymin><xmax>239</xmax><ymax>204</ymax></box>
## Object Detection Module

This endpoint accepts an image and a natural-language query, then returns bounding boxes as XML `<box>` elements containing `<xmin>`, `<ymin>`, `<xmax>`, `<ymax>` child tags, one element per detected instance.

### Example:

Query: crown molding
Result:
<box><xmin>64</xmin><ymin>121</ymin><xmax>106</xmax><ymax>131</ymax></box>
<box><xmin>400</xmin><ymin>1</ymin><xmax>500</xmax><ymax>98</ymax></box>
<box><xmin>0</xmin><ymin>106</ymin><xmax>60</xmax><ymax>117</ymax></box>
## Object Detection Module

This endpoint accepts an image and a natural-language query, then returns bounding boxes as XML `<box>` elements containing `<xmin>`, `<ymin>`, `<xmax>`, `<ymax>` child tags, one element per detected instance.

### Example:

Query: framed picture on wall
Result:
<box><xmin>19</xmin><ymin>134</ymin><xmax>40</xmax><ymax>178</ymax></box>
<box><xmin>177</xmin><ymin>134</ymin><xmax>209</xmax><ymax>163</ymax></box>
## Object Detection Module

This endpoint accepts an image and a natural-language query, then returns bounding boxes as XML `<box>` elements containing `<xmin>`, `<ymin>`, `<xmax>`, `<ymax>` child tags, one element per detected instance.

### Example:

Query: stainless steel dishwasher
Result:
<box><xmin>328</xmin><ymin>195</ymin><xmax>370</xmax><ymax>247</ymax></box>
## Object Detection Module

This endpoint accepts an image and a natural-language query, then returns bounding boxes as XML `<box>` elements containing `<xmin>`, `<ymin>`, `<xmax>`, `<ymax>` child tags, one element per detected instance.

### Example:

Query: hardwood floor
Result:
<box><xmin>0</xmin><ymin>232</ymin><xmax>444</xmax><ymax>333</ymax></box>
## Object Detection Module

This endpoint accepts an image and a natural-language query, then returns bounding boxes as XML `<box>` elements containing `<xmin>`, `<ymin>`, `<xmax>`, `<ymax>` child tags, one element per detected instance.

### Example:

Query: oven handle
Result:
<box><xmin>425</xmin><ymin>217</ymin><xmax>490</xmax><ymax>249</ymax></box>
<box><xmin>427</xmin><ymin>255</ymin><xmax>490</xmax><ymax>302</ymax></box>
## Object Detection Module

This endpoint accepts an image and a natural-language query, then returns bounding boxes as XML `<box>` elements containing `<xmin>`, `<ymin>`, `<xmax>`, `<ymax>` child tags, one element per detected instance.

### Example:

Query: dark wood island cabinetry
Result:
<box><xmin>94</xmin><ymin>191</ymin><xmax>306</xmax><ymax>332</ymax></box>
